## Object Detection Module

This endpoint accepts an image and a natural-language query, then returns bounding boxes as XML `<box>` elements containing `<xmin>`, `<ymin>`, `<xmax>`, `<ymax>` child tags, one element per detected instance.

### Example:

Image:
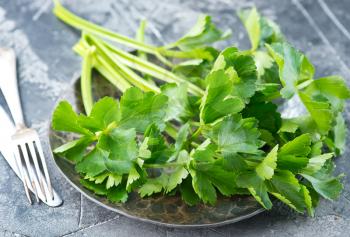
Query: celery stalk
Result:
<box><xmin>53</xmin><ymin>0</ymin><xmax>210</xmax><ymax>61</ymax></box>
<box><xmin>102</xmin><ymin>40</ymin><xmax>205</xmax><ymax>96</ymax></box>
<box><xmin>80</xmin><ymin>47</ymin><xmax>94</xmax><ymax>115</ymax></box>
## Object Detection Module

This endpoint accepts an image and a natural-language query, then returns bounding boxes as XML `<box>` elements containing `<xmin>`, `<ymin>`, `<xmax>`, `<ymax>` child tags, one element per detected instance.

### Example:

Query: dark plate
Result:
<box><xmin>47</xmin><ymin>74</ymin><xmax>263</xmax><ymax>228</ymax></box>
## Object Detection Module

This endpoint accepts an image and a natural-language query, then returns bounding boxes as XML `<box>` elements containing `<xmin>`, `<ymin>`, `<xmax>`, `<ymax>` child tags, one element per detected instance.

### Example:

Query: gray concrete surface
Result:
<box><xmin>0</xmin><ymin>0</ymin><xmax>350</xmax><ymax>236</ymax></box>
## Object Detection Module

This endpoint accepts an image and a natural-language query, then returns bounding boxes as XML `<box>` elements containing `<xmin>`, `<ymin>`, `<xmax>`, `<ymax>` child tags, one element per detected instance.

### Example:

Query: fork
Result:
<box><xmin>0</xmin><ymin>48</ymin><xmax>53</xmax><ymax>204</ymax></box>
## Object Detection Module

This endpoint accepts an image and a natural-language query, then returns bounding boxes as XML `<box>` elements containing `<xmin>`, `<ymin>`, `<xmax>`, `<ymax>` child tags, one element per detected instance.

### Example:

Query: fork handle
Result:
<box><xmin>0</xmin><ymin>48</ymin><xmax>25</xmax><ymax>128</ymax></box>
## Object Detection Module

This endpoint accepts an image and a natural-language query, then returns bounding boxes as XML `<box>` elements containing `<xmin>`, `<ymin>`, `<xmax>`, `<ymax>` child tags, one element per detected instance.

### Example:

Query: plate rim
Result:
<box><xmin>46</xmin><ymin>75</ymin><xmax>265</xmax><ymax>228</ymax></box>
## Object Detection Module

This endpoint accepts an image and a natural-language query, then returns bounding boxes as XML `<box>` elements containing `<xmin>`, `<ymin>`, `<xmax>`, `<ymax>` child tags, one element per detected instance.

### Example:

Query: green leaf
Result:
<box><xmin>230</xmin><ymin>54</ymin><xmax>258</xmax><ymax>101</ymax></box>
<box><xmin>238</xmin><ymin>7</ymin><xmax>284</xmax><ymax>50</ymax></box>
<box><xmin>277</xmin><ymin>134</ymin><xmax>311</xmax><ymax>173</ymax></box>
<box><xmin>311</xmin><ymin>141</ymin><xmax>323</xmax><ymax>156</ymax></box>
<box><xmin>76</xmin><ymin>148</ymin><xmax>108</xmax><ymax>177</ymax></box>
<box><xmin>92</xmin><ymin>172</ymin><xmax>109</xmax><ymax>184</ymax></box>
<box><xmin>301</xmin><ymin>163</ymin><xmax>343</xmax><ymax>200</ymax></box>
<box><xmin>259</xmin><ymin>15</ymin><xmax>284</xmax><ymax>45</ymax></box>
<box><xmin>243</xmin><ymin>99</ymin><xmax>281</xmax><ymax>133</ymax></box>
<box><xmin>259</xmin><ymin>129</ymin><xmax>276</xmax><ymax>147</ymax></box>
<box><xmin>277</xmin><ymin>155</ymin><xmax>309</xmax><ymax>174</ymax></box>
<box><xmin>253</xmin><ymin>51</ymin><xmax>273</xmax><ymax>78</ymax></box>
<box><xmin>279</xmin><ymin>134</ymin><xmax>311</xmax><ymax>157</ymax></box>
<box><xmin>279</xmin><ymin>119</ymin><xmax>299</xmax><ymax>133</ymax></box>
<box><xmin>301</xmin><ymin>174</ymin><xmax>342</xmax><ymax>200</ymax></box>
<box><xmin>188</xmin><ymin>167</ymin><xmax>215</xmax><ymax>205</ymax></box>
<box><xmin>267</xmin><ymin>42</ymin><xmax>314</xmax><ymax>99</ymax></box>
<box><xmin>180</xmin><ymin>177</ymin><xmax>201</xmax><ymax>206</ymax></box>
<box><xmin>107</xmin><ymin>185</ymin><xmax>128</xmax><ymax>203</ymax></box>
<box><xmin>238</xmin><ymin>7</ymin><xmax>260</xmax><ymax>50</ymax></box>
<box><xmin>165</xmin><ymin>165</ymin><xmax>189</xmax><ymax>193</ymax></box>
<box><xmin>80</xmin><ymin>178</ymin><xmax>108</xmax><ymax>195</ymax></box>
<box><xmin>200</xmin><ymin>70</ymin><xmax>244</xmax><ymax>124</ymax></box>
<box><xmin>53</xmin><ymin>136</ymin><xmax>94</xmax><ymax>163</ymax></box>
<box><xmin>126</xmin><ymin>165</ymin><xmax>140</xmax><ymax>191</ymax></box>
<box><xmin>285</xmin><ymin>116</ymin><xmax>319</xmax><ymax>139</ymax></box>
<box><xmin>171</xmin><ymin>15</ymin><xmax>231</xmax><ymax>51</ymax></box>
<box><xmin>143</xmin><ymin>124</ymin><xmax>173</xmax><ymax>164</ymax></box>
<box><xmin>52</xmin><ymin>101</ymin><xmax>92</xmax><ymax>135</ymax></box>
<box><xmin>256</xmin><ymin>145</ymin><xmax>278</xmax><ymax>180</ymax></box>
<box><xmin>161</xmin><ymin>83</ymin><xmax>194</xmax><ymax>122</ymax></box>
<box><xmin>120</xmin><ymin>87</ymin><xmax>168</xmax><ymax>132</ymax></box>
<box><xmin>106</xmin><ymin>173</ymin><xmax>122</xmax><ymax>189</ymax></box>
<box><xmin>78</xmin><ymin>97</ymin><xmax>120</xmax><ymax>131</ymax></box>
<box><xmin>312</xmin><ymin>76</ymin><xmax>350</xmax><ymax>98</ymax></box>
<box><xmin>206</xmin><ymin>114</ymin><xmax>264</xmax><ymax>156</ymax></box>
<box><xmin>212</xmin><ymin>47</ymin><xmax>258</xmax><ymax>101</ymax></box>
<box><xmin>266</xmin><ymin>170</ymin><xmax>306</xmax><ymax>212</ymax></box>
<box><xmin>302</xmin><ymin>153</ymin><xmax>333</xmax><ymax>174</ymax></box>
<box><xmin>138</xmin><ymin>137</ymin><xmax>151</xmax><ymax>159</ymax></box>
<box><xmin>301</xmin><ymin>185</ymin><xmax>314</xmax><ymax>217</ymax></box>
<box><xmin>236</xmin><ymin>171</ymin><xmax>272</xmax><ymax>209</ymax></box>
<box><xmin>139</xmin><ymin>162</ymin><xmax>189</xmax><ymax>197</ymax></box>
<box><xmin>53</xmin><ymin>138</ymin><xmax>86</xmax><ymax>154</ymax></box>
<box><xmin>191</xmin><ymin>139</ymin><xmax>217</xmax><ymax>163</ymax></box>
<box><xmin>299</xmin><ymin>91</ymin><xmax>332</xmax><ymax>134</ymax></box>
<box><xmin>173</xmin><ymin>58</ymin><xmax>213</xmax><ymax>81</ymax></box>
<box><xmin>149</xmin><ymin>151</ymin><xmax>189</xmax><ymax>194</ymax></box>
<box><xmin>138</xmin><ymin>175</ymin><xmax>167</xmax><ymax>197</ymax></box>
<box><xmin>174</xmin><ymin>124</ymin><xmax>191</xmax><ymax>153</ymax></box>
<box><xmin>98</xmin><ymin>128</ymin><xmax>137</xmax><ymax>175</ymax></box>
<box><xmin>248</xmin><ymin>185</ymin><xmax>272</xmax><ymax>209</ymax></box>
<box><xmin>190</xmin><ymin>160</ymin><xmax>238</xmax><ymax>205</ymax></box>
<box><xmin>305</xmin><ymin>76</ymin><xmax>350</xmax><ymax>112</ymax></box>
<box><xmin>165</xmin><ymin>167</ymin><xmax>189</xmax><ymax>193</ymax></box>
<box><xmin>334</xmin><ymin>113</ymin><xmax>346</xmax><ymax>154</ymax></box>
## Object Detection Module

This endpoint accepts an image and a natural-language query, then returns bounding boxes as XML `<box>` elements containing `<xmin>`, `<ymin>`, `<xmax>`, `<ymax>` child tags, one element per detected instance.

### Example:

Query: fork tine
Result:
<box><xmin>13</xmin><ymin>145</ymin><xmax>32</xmax><ymax>204</ymax></box>
<box><xmin>34</xmin><ymin>139</ymin><xmax>53</xmax><ymax>200</ymax></box>
<box><xmin>20</xmin><ymin>143</ymin><xmax>40</xmax><ymax>203</ymax></box>
<box><xmin>28</xmin><ymin>141</ymin><xmax>47</xmax><ymax>202</ymax></box>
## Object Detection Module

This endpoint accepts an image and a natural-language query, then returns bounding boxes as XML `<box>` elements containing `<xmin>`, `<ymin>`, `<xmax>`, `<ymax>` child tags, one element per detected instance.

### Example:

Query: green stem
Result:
<box><xmin>297</xmin><ymin>79</ymin><xmax>313</xmax><ymax>90</ymax></box>
<box><xmin>191</xmin><ymin>126</ymin><xmax>202</xmax><ymax>140</ymax></box>
<box><xmin>158</xmin><ymin>47</ymin><xmax>213</xmax><ymax>60</ymax></box>
<box><xmin>189</xmin><ymin>121</ymin><xmax>201</xmax><ymax>127</ymax></box>
<box><xmin>94</xmin><ymin>56</ymin><xmax>132</xmax><ymax>92</ymax></box>
<box><xmin>80</xmin><ymin>46</ymin><xmax>95</xmax><ymax>115</ymax></box>
<box><xmin>104</xmin><ymin>121</ymin><xmax>118</xmax><ymax>134</ymax></box>
<box><xmin>76</xmin><ymin>33</ymin><xmax>204</xmax><ymax>96</ymax></box>
<box><xmin>103</xmin><ymin>40</ymin><xmax>204</xmax><ymax>96</ymax></box>
<box><xmin>87</xmin><ymin>35</ymin><xmax>160</xmax><ymax>93</ymax></box>
<box><xmin>154</xmin><ymin>53</ymin><xmax>175</xmax><ymax>68</ymax></box>
<box><xmin>85</xmin><ymin>35</ymin><xmax>160</xmax><ymax>93</ymax></box>
<box><xmin>165</xmin><ymin>122</ymin><xmax>178</xmax><ymax>139</ymax></box>
<box><xmin>136</xmin><ymin>19</ymin><xmax>147</xmax><ymax>55</ymax></box>
<box><xmin>53</xmin><ymin>1</ymin><xmax>207</xmax><ymax>61</ymax></box>
<box><xmin>53</xmin><ymin>0</ymin><xmax>156</xmax><ymax>53</ymax></box>
<box><xmin>143</xmin><ymin>162</ymin><xmax>186</xmax><ymax>169</ymax></box>
<box><xmin>135</xmin><ymin>20</ymin><xmax>156</xmax><ymax>84</ymax></box>
<box><xmin>74</xmin><ymin>39</ymin><xmax>132</xmax><ymax>92</ymax></box>
<box><xmin>165</xmin><ymin>122</ymin><xmax>200</xmax><ymax>148</ymax></box>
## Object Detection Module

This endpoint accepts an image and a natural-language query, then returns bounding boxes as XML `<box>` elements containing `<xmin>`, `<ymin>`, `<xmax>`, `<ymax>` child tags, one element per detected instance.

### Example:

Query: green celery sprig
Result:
<box><xmin>51</xmin><ymin>5</ymin><xmax>350</xmax><ymax>216</ymax></box>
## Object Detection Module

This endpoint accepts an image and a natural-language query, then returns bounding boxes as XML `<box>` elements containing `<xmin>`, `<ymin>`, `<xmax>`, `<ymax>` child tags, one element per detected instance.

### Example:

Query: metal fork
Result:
<box><xmin>0</xmin><ymin>48</ymin><xmax>53</xmax><ymax>204</ymax></box>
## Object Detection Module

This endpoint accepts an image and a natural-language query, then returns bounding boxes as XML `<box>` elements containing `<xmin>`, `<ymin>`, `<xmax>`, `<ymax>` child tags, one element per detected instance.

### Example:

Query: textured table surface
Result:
<box><xmin>1</xmin><ymin>0</ymin><xmax>350</xmax><ymax>236</ymax></box>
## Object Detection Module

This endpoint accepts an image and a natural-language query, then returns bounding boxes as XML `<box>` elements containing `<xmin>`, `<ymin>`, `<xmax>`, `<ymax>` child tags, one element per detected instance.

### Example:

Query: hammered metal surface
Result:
<box><xmin>48</xmin><ymin>74</ymin><xmax>263</xmax><ymax>227</ymax></box>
